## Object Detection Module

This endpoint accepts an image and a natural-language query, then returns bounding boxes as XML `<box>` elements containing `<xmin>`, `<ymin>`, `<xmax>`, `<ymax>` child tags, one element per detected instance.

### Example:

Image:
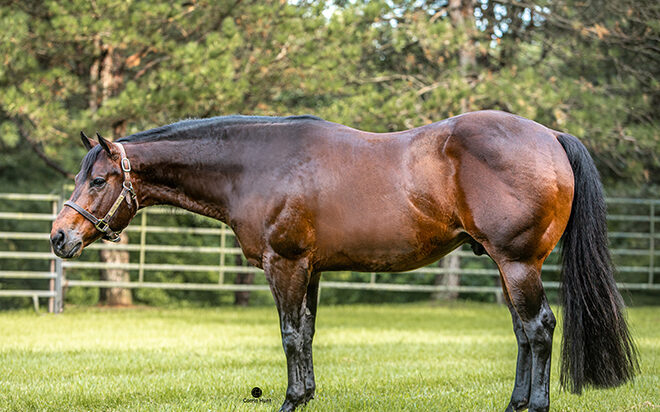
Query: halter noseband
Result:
<box><xmin>64</xmin><ymin>142</ymin><xmax>138</xmax><ymax>242</ymax></box>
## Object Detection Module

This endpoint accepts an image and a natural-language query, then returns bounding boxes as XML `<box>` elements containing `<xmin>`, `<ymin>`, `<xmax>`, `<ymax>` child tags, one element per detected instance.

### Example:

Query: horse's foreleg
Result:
<box><xmin>503</xmin><ymin>291</ymin><xmax>532</xmax><ymax>411</ymax></box>
<box><xmin>264</xmin><ymin>253</ymin><xmax>315</xmax><ymax>412</ymax></box>
<box><xmin>498</xmin><ymin>261</ymin><xmax>556</xmax><ymax>412</ymax></box>
<box><xmin>302</xmin><ymin>272</ymin><xmax>321</xmax><ymax>403</ymax></box>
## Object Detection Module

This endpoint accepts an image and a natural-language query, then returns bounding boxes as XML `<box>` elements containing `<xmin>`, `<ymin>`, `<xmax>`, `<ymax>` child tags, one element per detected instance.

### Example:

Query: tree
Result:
<box><xmin>1</xmin><ymin>0</ymin><xmax>658</xmax><ymax>307</ymax></box>
<box><xmin>0</xmin><ymin>0</ymin><xmax>334</xmax><ymax>305</ymax></box>
<box><xmin>312</xmin><ymin>0</ymin><xmax>659</xmax><ymax>185</ymax></box>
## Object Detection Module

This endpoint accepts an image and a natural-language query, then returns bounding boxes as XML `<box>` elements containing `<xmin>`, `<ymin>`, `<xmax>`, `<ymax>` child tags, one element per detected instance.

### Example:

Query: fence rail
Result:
<box><xmin>1</xmin><ymin>192</ymin><xmax>658</xmax><ymax>313</ymax></box>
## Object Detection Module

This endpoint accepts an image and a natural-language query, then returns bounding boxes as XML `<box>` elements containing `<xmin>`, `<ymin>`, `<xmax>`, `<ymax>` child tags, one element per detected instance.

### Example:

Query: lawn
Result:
<box><xmin>0</xmin><ymin>303</ymin><xmax>657</xmax><ymax>411</ymax></box>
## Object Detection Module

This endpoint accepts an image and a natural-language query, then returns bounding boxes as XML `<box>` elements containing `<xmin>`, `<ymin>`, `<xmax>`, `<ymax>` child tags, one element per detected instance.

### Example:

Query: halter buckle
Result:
<box><xmin>104</xmin><ymin>232</ymin><xmax>121</xmax><ymax>242</ymax></box>
<box><xmin>121</xmin><ymin>157</ymin><xmax>131</xmax><ymax>172</ymax></box>
<box><xmin>95</xmin><ymin>219</ymin><xmax>109</xmax><ymax>232</ymax></box>
<box><xmin>123</xmin><ymin>181</ymin><xmax>136</xmax><ymax>199</ymax></box>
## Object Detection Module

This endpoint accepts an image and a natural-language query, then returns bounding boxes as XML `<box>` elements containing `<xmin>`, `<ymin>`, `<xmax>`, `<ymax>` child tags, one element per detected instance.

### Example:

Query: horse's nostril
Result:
<box><xmin>51</xmin><ymin>230</ymin><xmax>65</xmax><ymax>250</ymax></box>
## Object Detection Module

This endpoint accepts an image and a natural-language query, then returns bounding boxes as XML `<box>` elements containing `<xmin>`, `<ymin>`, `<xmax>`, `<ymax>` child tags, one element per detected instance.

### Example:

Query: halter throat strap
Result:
<box><xmin>64</xmin><ymin>142</ymin><xmax>138</xmax><ymax>242</ymax></box>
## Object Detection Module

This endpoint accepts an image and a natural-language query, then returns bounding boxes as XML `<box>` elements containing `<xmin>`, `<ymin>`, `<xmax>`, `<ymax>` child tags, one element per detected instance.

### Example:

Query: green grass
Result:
<box><xmin>0</xmin><ymin>303</ymin><xmax>658</xmax><ymax>411</ymax></box>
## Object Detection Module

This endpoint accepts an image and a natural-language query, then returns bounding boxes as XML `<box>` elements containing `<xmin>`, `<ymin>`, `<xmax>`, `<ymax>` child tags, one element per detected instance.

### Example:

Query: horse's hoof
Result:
<box><xmin>505</xmin><ymin>398</ymin><xmax>529</xmax><ymax>412</ymax></box>
<box><xmin>279</xmin><ymin>399</ymin><xmax>300</xmax><ymax>412</ymax></box>
<box><xmin>303</xmin><ymin>386</ymin><xmax>315</xmax><ymax>404</ymax></box>
<box><xmin>303</xmin><ymin>392</ymin><xmax>315</xmax><ymax>404</ymax></box>
<box><xmin>278</xmin><ymin>403</ymin><xmax>293</xmax><ymax>412</ymax></box>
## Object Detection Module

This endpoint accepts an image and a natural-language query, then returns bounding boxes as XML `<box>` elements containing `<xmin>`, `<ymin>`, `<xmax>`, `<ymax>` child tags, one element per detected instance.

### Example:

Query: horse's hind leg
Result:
<box><xmin>263</xmin><ymin>252</ymin><xmax>317</xmax><ymax>412</ymax></box>
<box><xmin>497</xmin><ymin>260</ymin><xmax>556</xmax><ymax>412</ymax></box>
<box><xmin>503</xmin><ymin>291</ymin><xmax>532</xmax><ymax>411</ymax></box>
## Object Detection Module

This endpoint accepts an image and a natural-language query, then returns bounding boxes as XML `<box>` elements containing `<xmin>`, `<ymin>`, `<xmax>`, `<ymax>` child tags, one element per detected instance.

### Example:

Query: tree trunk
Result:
<box><xmin>449</xmin><ymin>0</ymin><xmax>476</xmax><ymax>72</ymax></box>
<box><xmin>433</xmin><ymin>252</ymin><xmax>460</xmax><ymax>301</ymax></box>
<box><xmin>234</xmin><ymin>272</ymin><xmax>255</xmax><ymax>306</ymax></box>
<box><xmin>99</xmin><ymin>235</ymin><xmax>132</xmax><ymax>306</ymax></box>
<box><xmin>99</xmin><ymin>122</ymin><xmax>132</xmax><ymax>306</ymax></box>
<box><xmin>96</xmin><ymin>41</ymin><xmax>132</xmax><ymax>306</ymax></box>
<box><xmin>449</xmin><ymin>0</ymin><xmax>476</xmax><ymax>112</ymax></box>
<box><xmin>495</xmin><ymin>275</ymin><xmax>505</xmax><ymax>304</ymax></box>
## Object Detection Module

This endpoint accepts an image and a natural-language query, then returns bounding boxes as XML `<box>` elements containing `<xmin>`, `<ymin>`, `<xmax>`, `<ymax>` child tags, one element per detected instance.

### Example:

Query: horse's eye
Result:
<box><xmin>91</xmin><ymin>177</ymin><xmax>106</xmax><ymax>187</ymax></box>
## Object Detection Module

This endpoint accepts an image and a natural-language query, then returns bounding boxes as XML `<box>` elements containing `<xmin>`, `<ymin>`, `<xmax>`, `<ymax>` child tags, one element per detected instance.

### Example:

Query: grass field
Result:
<box><xmin>0</xmin><ymin>302</ymin><xmax>658</xmax><ymax>411</ymax></box>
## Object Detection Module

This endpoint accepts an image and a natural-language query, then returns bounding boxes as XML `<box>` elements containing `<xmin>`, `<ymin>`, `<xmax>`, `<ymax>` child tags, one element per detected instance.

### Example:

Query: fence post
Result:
<box><xmin>53</xmin><ymin>196</ymin><xmax>63</xmax><ymax>313</ymax></box>
<box><xmin>650</xmin><ymin>202</ymin><xmax>655</xmax><ymax>286</ymax></box>
<box><xmin>49</xmin><ymin>199</ymin><xmax>57</xmax><ymax>313</ymax></box>
<box><xmin>49</xmin><ymin>259</ymin><xmax>55</xmax><ymax>313</ymax></box>
<box><xmin>54</xmin><ymin>256</ymin><xmax>63</xmax><ymax>313</ymax></box>
<box><xmin>218</xmin><ymin>225</ymin><xmax>226</xmax><ymax>284</ymax></box>
<box><xmin>138</xmin><ymin>211</ymin><xmax>147</xmax><ymax>283</ymax></box>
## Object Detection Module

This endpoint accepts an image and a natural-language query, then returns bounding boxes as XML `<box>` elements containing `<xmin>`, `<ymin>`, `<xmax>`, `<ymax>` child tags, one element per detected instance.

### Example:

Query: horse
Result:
<box><xmin>50</xmin><ymin>110</ymin><xmax>638</xmax><ymax>412</ymax></box>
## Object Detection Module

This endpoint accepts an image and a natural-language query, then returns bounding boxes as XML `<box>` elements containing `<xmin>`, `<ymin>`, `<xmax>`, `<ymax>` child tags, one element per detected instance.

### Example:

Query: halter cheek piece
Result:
<box><xmin>64</xmin><ymin>143</ymin><xmax>138</xmax><ymax>242</ymax></box>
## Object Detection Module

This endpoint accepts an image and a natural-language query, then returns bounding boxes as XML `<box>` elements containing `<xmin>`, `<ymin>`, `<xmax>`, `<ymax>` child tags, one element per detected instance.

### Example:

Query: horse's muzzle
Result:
<box><xmin>50</xmin><ymin>229</ymin><xmax>83</xmax><ymax>259</ymax></box>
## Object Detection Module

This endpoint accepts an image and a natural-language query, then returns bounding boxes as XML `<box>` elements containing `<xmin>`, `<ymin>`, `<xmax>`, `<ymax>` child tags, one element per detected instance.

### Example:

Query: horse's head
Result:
<box><xmin>50</xmin><ymin>132</ymin><xmax>139</xmax><ymax>258</ymax></box>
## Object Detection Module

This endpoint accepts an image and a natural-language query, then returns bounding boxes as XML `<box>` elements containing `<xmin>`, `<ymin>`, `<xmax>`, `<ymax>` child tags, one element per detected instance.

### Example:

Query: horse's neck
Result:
<box><xmin>128</xmin><ymin>139</ymin><xmax>235</xmax><ymax>222</ymax></box>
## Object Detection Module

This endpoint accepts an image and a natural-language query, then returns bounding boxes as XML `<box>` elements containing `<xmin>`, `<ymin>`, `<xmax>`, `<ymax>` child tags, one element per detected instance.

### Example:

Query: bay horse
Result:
<box><xmin>51</xmin><ymin>110</ymin><xmax>637</xmax><ymax>412</ymax></box>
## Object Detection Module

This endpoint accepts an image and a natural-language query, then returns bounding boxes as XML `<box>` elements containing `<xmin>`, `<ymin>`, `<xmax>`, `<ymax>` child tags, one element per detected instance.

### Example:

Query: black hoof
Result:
<box><xmin>279</xmin><ymin>394</ymin><xmax>307</xmax><ymax>412</ymax></box>
<box><xmin>505</xmin><ymin>398</ymin><xmax>529</xmax><ymax>412</ymax></box>
<box><xmin>303</xmin><ymin>384</ymin><xmax>315</xmax><ymax>405</ymax></box>
<box><xmin>279</xmin><ymin>400</ymin><xmax>297</xmax><ymax>412</ymax></box>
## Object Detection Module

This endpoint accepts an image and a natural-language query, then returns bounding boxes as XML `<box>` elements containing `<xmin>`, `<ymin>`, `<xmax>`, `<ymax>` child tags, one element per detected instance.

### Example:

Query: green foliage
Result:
<box><xmin>1</xmin><ymin>0</ymin><xmax>657</xmax><ymax>185</ymax></box>
<box><xmin>0</xmin><ymin>1</ymin><xmax>658</xmax><ymax>307</ymax></box>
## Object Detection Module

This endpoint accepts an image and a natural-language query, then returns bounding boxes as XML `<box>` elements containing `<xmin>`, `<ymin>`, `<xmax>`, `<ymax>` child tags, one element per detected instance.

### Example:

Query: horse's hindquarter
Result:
<box><xmin>446</xmin><ymin>111</ymin><xmax>574</xmax><ymax>262</ymax></box>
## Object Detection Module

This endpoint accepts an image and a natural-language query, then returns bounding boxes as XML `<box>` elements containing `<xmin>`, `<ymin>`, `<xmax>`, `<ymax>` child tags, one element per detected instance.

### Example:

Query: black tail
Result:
<box><xmin>556</xmin><ymin>133</ymin><xmax>639</xmax><ymax>394</ymax></box>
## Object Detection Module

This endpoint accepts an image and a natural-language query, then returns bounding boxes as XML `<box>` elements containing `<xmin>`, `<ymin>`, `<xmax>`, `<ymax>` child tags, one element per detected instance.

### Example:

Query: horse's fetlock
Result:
<box><xmin>528</xmin><ymin>399</ymin><xmax>550</xmax><ymax>412</ymax></box>
<box><xmin>304</xmin><ymin>380</ymin><xmax>316</xmax><ymax>403</ymax></box>
<box><xmin>507</xmin><ymin>397</ymin><xmax>529</xmax><ymax>412</ymax></box>
<box><xmin>285</xmin><ymin>382</ymin><xmax>306</xmax><ymax>404</ymax></box>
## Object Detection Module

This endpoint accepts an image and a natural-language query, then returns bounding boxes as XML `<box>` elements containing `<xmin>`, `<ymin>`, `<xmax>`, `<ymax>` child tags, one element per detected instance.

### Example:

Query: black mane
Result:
<box><xmin>79</xmin><ymin>115</ymin><xmax>323</xmax><ymax>178</ymax></box>
<box><xmin>117</xmin><ymin>114</ymin><xmax>323</xmax><ymax>144</ymax></box>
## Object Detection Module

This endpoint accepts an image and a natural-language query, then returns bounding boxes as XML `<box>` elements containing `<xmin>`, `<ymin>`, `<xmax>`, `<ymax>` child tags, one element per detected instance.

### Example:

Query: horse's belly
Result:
<box><xmin>316</xmin><ymin>221</ymin><xmax>467</xmax><ymax>272</ymax></box>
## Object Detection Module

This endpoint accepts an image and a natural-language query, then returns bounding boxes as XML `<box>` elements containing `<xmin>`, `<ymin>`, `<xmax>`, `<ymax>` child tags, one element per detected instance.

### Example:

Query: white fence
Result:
<box><xmin>0</xmin><ymin>193</ymin><xmax>658</xmax><ymax>313</ymax></box>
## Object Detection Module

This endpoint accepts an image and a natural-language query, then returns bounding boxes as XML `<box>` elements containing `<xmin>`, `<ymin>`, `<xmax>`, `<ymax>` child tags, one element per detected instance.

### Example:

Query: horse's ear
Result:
<box><xmin>96</xmin><ymin>132</ymin><xmax>115</xmax><ymax>157</ymax></box>
<box><xmin>80</xmin><ymin>131</ymin><xmax>96</xmax><ymax>151</ymax></box>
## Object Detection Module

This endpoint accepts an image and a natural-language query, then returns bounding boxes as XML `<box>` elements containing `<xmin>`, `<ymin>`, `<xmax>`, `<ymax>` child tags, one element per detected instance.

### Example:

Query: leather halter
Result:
<box><xmin>64</xmin><ymin>143</ymin><xmax>138</xmax><ymax>242</ymax></box>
